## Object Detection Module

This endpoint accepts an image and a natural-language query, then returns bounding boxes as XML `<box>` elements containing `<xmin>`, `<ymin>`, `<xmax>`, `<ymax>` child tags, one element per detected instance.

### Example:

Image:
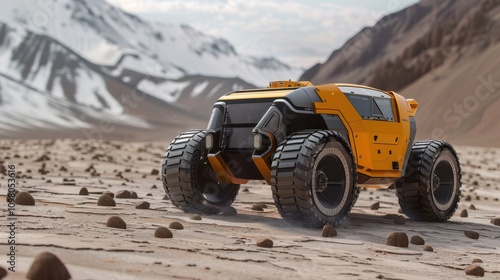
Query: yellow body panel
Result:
<box><xmin>218</xmin><ymin>89</ymin><xmax>294</xmax><ymax>101</ymax></box>
<box><xmin>313</xmin><ymin>83</ymin><xmax>415</xmax><ymax>179</ymax></box>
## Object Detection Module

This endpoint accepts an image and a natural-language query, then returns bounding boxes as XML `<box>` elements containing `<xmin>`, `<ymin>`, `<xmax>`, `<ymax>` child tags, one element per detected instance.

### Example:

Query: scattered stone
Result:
<box><xmin>0</xmin><ymin>266</ymin><xmax>6</xmax><ymax>279</ymax></box>
<box><xmin>14</xmin><ymin>192</ymin><xmax>35</xmax><ymax>205</ymax></box>
<box><xmin>5</xmin><ymin>189</ymin><xmax>19</xmax><ymax>202</ymax></box>
<box><xmin>130</xmin><ymin>191</ymin><xmax>138</xmax><ymax>199</ymax></box>
<box><xmin>106</xmin><ymin>216</ymin><xmax>126</xmax><ymax>229</ymax></box>
<box><xmin>386</xmin><ymin>232</ymin><xmax>409</xmax><ymax>247</ymax></box>
<box><xmin>151</xmin><ymin>169</ymin><xmax>159</xmax><ymax>175</ymax></box>
<box><xmin>464</xmin><ymin>230</ymin><xmax>480</xmax><ymax>240</ymax></box>
<box><xmin>464</xmin><ymin>264</ymin><xmax>485</xmax><ymax>277</ymax></box>
<box><xmin>256</xmin><ymin>238</ymin><xmax>273</xmax><ymax>248</ymax></box>
<box><xmin>397</xmin><ymin>208</ymin><xmax>404</xmax><ymax>214</ymax></box>
<box><xmin>251</xmin><ymin>204</ymin><xmax>264</xmax><ymax>211</ymax></box>
<box><xmin>34</xmin><ymin>154</ymin><xmax>51</xmax><ymax>162</ymax></box>
<box><xmin>190</xmin><ymin>214</ymin><xmax>202</xmax><ymax>221</ymax></box>
<box><xmin>151</xmin><ymin>185</ymin><xmax>157</xmax><ymax>189</ymax></box>
<box><xmin>169</xmin><ymin>222</ymin><xmax>184</xmax><ymax>230</ymax></box>
<box><xmin>154</xmin><ymin>227</ymin><xmax>173</xmax><ymax>238</ymax></box>
<box><xmin>490</xmin><ymin>218</ymin><xmax>500</xmax><ymax>226</ymax></box>
<box><xmin>146</xmin><ymin>193</ymin><xmax>153</xmax><ymax>196</ymax></box>
<box><xmin>460</xmin><ymin>209</ymin><xmax>468</xmax><ymax>217</ymax></box>
<box><xmin>102</xmin><ymin>191</ymin><xmax>114</xmax><ymax>198</ymax></box>
<box><xmin>423</xmin><ymin>245</ymin><xmax>434</xmax><ymax>252</ymax></box>
<box><xmin>472</xmin><ymin>258</ymin><xmax>483</xmax><ymax>263</ymax></box>
<box><xmin>465</xmin><ymin>195</ymin><xmax>472</xmax><ymax>201</ymax></box>
<box><xmin>59</xmin><ymin>166</ymin><xmax>68</xmax><ymax>172</ymax></box>
<box><xmin>115</xmin><ymin>190</ymin><xmax>131</xmax><ymax>199</ymax></box>
<box><xmin>370</xmin><ymin>202</ymin><xmax>380</xmax><ymax>210</ymax></box>
<box><xmin>393</xmin><ymin>215</ymin><xmax>406</xmax><ymax>225</ymax></box>
<box><xmin>79</xmin><ymin>187</ymin><xmax>89</xmax><ymax>196</ymax></box>
<box><xmin>26</xmin><ymin>252</ymin><xmax>71</xmax><ymax>280</ymax></box>
<box><xmin>242</xmin><ymin>188</ymin><xmax>249</xmax><ymax>192</ymax></box>
<box><xmin>220</xmin><ymin>207</ymin><xmax>237</xmax><ymax>216</ymax></box>
<box><xmin>321</xmin><ymin>225</ymin><xmax>337</xmax><ymax>237</ymax></box>
<box><xmin>135</xmin><ymin>201</ymin><xmax>150</xmax><ymax>209</ymax></box>
<box><xmin>410</xmin><ymin>235</ymin><xmax>425</xmax><ymax>245</ymax></box>
<box><xmin>97</xmin><ymin>195</ymin><xmax>116</xmax><ymax>207</ymax></box>
<box><xmin>469</xmin><ymin>204</ymin><xmax>476</xmax><ymax>210</ymax></box>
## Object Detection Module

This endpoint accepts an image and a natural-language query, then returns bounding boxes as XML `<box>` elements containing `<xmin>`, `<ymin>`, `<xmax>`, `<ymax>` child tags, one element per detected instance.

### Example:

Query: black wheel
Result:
<box><xmin>396</xmin><ymin>140</ymin><xmax>461</xmax><ymax>221</ymax></box>
<box><xmin>271</xmin><ymin>130</ymin><xmax>359</xmax><ymax>228</ymax></box>
<box><xmin>161</xmin><ymin>130</ymin><xmax>240</xmax><ymax>212</ymax></box>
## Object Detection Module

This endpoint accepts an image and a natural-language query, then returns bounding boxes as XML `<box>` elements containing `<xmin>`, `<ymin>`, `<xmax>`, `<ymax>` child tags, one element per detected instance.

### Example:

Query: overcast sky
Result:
<box><xmin>106</xmin><ymin>0</ymin><xmax>418</xmax><ymax>68</ymax></box>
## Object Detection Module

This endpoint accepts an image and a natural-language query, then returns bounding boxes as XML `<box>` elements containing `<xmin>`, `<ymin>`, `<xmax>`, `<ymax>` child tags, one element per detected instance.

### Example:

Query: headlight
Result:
<box><xmin>206</xmin><ymin>133</ymin><xmax>213</xmax><ymax>149</ymax></box>
<box><xmin>253</xmin><ymin>134</ymin><xmax>262</xmax><ymax>150</ymax></box>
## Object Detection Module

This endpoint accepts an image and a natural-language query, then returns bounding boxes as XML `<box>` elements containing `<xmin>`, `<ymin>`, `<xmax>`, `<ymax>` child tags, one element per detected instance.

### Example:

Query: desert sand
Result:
<box><xmin>0</xmin><ymin>139</ymin><xmax>499</xmax><ymax>279</ymax></box>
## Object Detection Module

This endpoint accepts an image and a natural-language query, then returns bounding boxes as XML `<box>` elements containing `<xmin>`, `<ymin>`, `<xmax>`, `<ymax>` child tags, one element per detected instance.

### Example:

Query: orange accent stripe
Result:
<box><xmin>207</xmin><ymin>153</ymin><xmax>249</xmax><ymax>185</ymax></box>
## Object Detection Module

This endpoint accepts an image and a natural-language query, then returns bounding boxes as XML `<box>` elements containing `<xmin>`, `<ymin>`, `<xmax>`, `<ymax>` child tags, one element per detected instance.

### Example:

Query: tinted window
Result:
<box><xmin>342</xmin><ymin>87</ymin><xmax>394</xmax><ymax>122</ymax></box>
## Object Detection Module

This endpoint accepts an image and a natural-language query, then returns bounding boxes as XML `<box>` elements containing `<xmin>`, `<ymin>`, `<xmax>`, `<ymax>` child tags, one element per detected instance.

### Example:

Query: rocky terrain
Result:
<box><xmin>0</xmin><ymin>139</ymin><xmax>499</xmax><ymax>279</ymax></box>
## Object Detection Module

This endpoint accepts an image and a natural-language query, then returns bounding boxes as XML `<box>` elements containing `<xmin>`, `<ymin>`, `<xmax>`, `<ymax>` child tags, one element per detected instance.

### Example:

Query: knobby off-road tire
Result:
<box><xmin>161</xmin><ymin>130</ymin><xmax>240</xmax><ymax>213</ymax></box>
<box><xmin>396</xmin><ymin>140</ymin><xmax>461</xmax><ymax>221</ymax></box>
<box><xmin>271</xmin><ymin>130</ymin><xmax>359</xmax><ymax>228</ymax></box>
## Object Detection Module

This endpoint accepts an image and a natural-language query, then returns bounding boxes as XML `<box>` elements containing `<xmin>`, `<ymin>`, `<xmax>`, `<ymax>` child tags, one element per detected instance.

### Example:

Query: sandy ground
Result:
<box><xmin>0</xmin><ymin>139</ymin><xmax>499</xmax><ymax>279</ymax></box>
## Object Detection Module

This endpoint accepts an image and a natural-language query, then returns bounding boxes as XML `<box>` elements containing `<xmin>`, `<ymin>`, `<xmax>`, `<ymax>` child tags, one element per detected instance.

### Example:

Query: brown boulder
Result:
<box><xmin>464</xmin><ymin>264</ymin><xmax>484</xmax><ymax>277</ymax></box>
<box><xmin>410</xmin><ymin>235</ymin><xmax>425</xmax><ymax>245</ymax></box>
<box><xmin>464</xmin><ymin>230</ymin><xmax>479</xmax><ymax>240</ymax></box>
<box><xmin>14</xmin><ymin>192</ymin><xmax>35</xmax><ymax>205</ymax></box>
<box><xmin>97</xmin><ymin>195</ymin><xmax>116</xmax><ymax>207</ymax></box>
<box><xmin>169</xmin><ymin>222</ymin><xmax>184</xmax><ymax>230</ymax></box>
<box><xmin>106</xmin><ymin>216</ymin><xmax>126</xmax><ymax>229</ymax></box>
<box><xmin>135</xmin><ymin>201</ymin><xmax>150</xmax><ymax>209</ymax></box>
<box><xmin>321</xmin><ymin>225</ymin><xmax>337</xmax><ymax>237</ymax></box>
<box><xmin>154</xmin><ymin>227</ymin><xmax>173</xmax><ymax>238</ymax></box>
<box><xmin>370</xmin><ymin>202</ymin><xmax>380</xmax><ymax>210</ymax></box>
<box><xmin>79</xmin><ymin>187</ymin><xmax>89</xmax><ymax>196</ymax></box>
<box><xmin>386</xmin><ymin>232</ymin><xmax>409</xmax><ymax>247</ymax></box>
<box><xmin>115</xmin><ymin>190</ymin><xmax>131</xmax><ymax>199</ymax></box>
<box><xmin>256</xmin><ymin>238</ymin><xmax>273</xmax><ymax>248</ymax></box>
<box><xmin>26</xmin><ymin>252</ymin><xmax>71</xmax><ymax>280</ymax></box>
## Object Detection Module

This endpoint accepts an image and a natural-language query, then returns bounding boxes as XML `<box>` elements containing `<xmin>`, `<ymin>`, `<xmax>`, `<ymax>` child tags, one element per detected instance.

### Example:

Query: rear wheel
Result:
<box><xmin>396</xmin><ymin>140</ymin><xmax>461</xmax><ymax>221</ymax></box>
<box><xmin>271</xmin><ymin>130</ymin><xmax>358</xmax><ymax>228</ymax></box>
<box><xmin>161</xmin><ymin>130</ymin><xmax>240</xmax><ymax>213</ymax></box>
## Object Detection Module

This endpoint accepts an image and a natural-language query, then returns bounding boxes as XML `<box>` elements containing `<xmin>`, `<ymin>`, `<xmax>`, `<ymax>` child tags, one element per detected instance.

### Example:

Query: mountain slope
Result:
<box><xmin>301</xmin><ymin>0</ymin><xmax>500</xmax><ymax>146</ymax></box>
<box><xmin>0</xmin><ymin>0</ymin><xmax>300</xmax><ymax>139</ymax></box>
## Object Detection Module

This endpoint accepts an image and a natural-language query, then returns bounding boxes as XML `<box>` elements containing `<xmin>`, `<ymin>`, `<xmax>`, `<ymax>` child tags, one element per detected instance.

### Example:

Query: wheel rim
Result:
<box><xmin>432</xmin><ymin>160</ymin><xmax>455</xmax><ymax>210</ymax></box>
<box><xmin>197</xmin><ymin>157</ymin><xmax>233</xmax><ymax>204</ymax></box>
<box><xmin>312</xmin><ymin>148</ymin><xmax>348</xmax><ymax>216</ymax></box>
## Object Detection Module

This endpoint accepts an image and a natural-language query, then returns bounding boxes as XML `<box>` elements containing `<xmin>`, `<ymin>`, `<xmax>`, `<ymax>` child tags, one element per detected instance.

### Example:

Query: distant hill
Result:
<box><xmin>301</xmin><ymin>0</ymin><xmax>500</xmax><ymax>147</ymax></box>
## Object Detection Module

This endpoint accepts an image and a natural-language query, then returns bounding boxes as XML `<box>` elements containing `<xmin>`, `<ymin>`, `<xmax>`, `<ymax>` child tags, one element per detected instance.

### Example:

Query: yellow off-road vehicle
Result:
<box><xmin>161</xmin><ymin>81</ymin><xmax>462</xmax><ymax>227</ymax></box>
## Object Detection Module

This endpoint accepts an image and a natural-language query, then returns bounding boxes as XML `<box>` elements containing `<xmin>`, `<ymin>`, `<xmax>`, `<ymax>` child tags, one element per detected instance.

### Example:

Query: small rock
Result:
<box><xmin>370</xmin><ymin>202</ymin><xmax>380</xmax><ymax>210</ymax></box>
<box><xmin>106</xmin><ymin>216</ymin><xmax>126</xmax><ymax>229</ymax></box>
<box><xmin>423</xmin><ymin>245</ymin><xmax>434</xmax><ymax>252</ymax></box>
<box><xmin>97</xmin><ymin>195</ymin><xmax>116</xmax><ymax>207</ymax></box>
<box><xmin>410</xmin><ymin>235</ymin><xmax>425</xmax><ymax>245</ymax></box>
<box><xmin>190</xmin><ymin>214</ymin><xmax>202</xmax><ymax>220</ymax></box>
<box><xmin>490</xmin><ymin>218</ymin><xmax>500</xmax><ymax>226</ymax></box>
<box><xmin>169</xmin><ymin>221</ymin><xmax>184</xmax><ymax>230</ymax></box>
<box><xmin>321</xmin><ymin>225</ymin><xmax>337</xmax><ymax>237</ymax></box>
<box><xmin>472</xmin><ymin>258</ymin><xmax>483</xmax><ymax>263</ymax></box>
<box><xmin>14</xmin><ymin>192</ymin><xmax>35</xmax><ymax>205</ymax></box>
<box><xmin>469</xmin><ymin>204</ymin><xmax>476</xmax><ymax>210</ymax></box>
<box><xmin>464</xmin><ymin>230</ymin><xmax>479</xmax><ymax>240</ymax></box>
<box><xmin>256</xmin><ymin>238</ymin><xmax>273</xmax><ymax>248</ymax></box>
<box><xmin>464</xmin><ymin>264</ymin><xmax>485</xmax><ymax>277</ymax></box>
<box><xmin>251</xmin><ymin>204</ymin><xmax>264</xmax><ymax>211</ymax></box>
<box><xmin>151</xmin><ymin>185</ymin><xmax>157</xmax><ymax>189</ymax></box>
<box><xmin>26</xmin><ymin>252</ymin><xmax>71</xmax><ymax>280</ymax></box>
<box><xmin>154</xmin><ymin>227</ymin><xmax>173</xmax><ymax>238</ymax></box>
<box><xmin>393</xmin><ymin>215</ymin><xmax>406</xmax><ymax>225</ymax></box>
<box><xmin>135</xmin><ymin>201</ymin><xmax>150</xmax><ymax>209</ymax></box>
<box><xmin>59</xmin><ymin>166</ymin><xmax>68</xmax><ymax>172</ymax></box>
<box><xmin>79</xmin><ymin>187</ymin><xmax>89</xmax><ymax>196</ymax></box>
<box><xmin>460</xmin><ymin>209</ymin><xmax>468</xmax><ymax>217</ymax></box>
<box><xmin>151</xmin><ymin>169</ymin><xmax>159</xmax><ymax>175</ymax></box>
<box><xmin>102</xmin><ymin>191</ymin><xmax>114</xmax><ymax>198</ymax></box>
<box><xmin>397</xmin><ymin>208</ymin><xmax>404</xmax><ymax>214</ymax></box>
<box><xmin>242</xmin><ymin>188</ymin><xmax>249</xmax><ymax>192</ymax></box>
<box><xmin>130</xmin><ymin>191</ymin><xmax>138</xmax><ymax>199</ymax></box>
<box><xmin>465</xmin><ymin>195</ymin><xmax>472</xmax><ymax>201</ymax></box>
<box><xmin>146</xmin><ymin>193</ymin><xmax>153</xmax><ymax>196</ymax></box>
<box><xmin>5</xmin><ymin>189</ymin><xmax>19</xmax><ymax>202</ymax></box>
<box><xmin>386</xmin><ymin>232</ymin><xmax>409</xmax><ymax>247</ymax></box>
<box><xmin>115</xmin><ymin>190</ymin><xmax>131</xmax><ymax>199</ymax></box>
<box><xmin>220</xmin><ymin>207</ymin><xmax>237</xmax><ymax>216</ymax></box>
<box><xmin>0</xmin><ymin>266</ymin><xmax>7</xmax><ymax>279</ymax></box>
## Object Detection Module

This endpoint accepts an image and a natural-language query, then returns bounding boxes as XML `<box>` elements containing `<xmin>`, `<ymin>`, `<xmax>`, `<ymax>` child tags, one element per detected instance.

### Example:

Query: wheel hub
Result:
<box><xmin>316</xmin><ymin>171</ymin><xmax>328</xmax><ymax>193</ymax></box>
<box><xmin>432</xmin><ymin>175</ymin><xmax>440</xmax><ymax>191</ymax></box>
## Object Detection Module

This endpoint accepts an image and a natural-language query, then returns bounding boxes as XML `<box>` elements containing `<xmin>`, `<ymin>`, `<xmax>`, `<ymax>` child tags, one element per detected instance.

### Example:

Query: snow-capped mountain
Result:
<box><xmin>0</xmin><ymin>0</ymin><xmax>299</xmax><ymax>138</ymax></box>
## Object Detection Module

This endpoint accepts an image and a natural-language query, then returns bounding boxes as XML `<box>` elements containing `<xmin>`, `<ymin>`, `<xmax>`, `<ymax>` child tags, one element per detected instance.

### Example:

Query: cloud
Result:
<box><xmin>105</xmin><ymin>0</ymin><xmax>415</xmax><ymax>68</ymax></box>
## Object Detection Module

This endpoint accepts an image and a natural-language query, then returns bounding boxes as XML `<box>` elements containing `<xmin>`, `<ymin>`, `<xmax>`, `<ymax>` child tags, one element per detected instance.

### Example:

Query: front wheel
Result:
<box><xmin>161</xmin><ymin>130</ymin><xmax>240</xmax><ymax>213</ymax></box>
<box><xmin>271</xmin><ymin>130</ymin><xmax>358</xmax><ymax>228</ymax></box>
<box><xmin>396</xmin><ymin>140</ymin><xmax>461</xmax><ymax>221</ymax></box>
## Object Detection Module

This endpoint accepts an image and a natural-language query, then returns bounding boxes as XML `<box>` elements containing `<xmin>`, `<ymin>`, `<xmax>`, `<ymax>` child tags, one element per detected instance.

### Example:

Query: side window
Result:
<box><xmin>345</xmin><ymin>93</ymin><xmax>395</xmax><ymax>122</ymax></box>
